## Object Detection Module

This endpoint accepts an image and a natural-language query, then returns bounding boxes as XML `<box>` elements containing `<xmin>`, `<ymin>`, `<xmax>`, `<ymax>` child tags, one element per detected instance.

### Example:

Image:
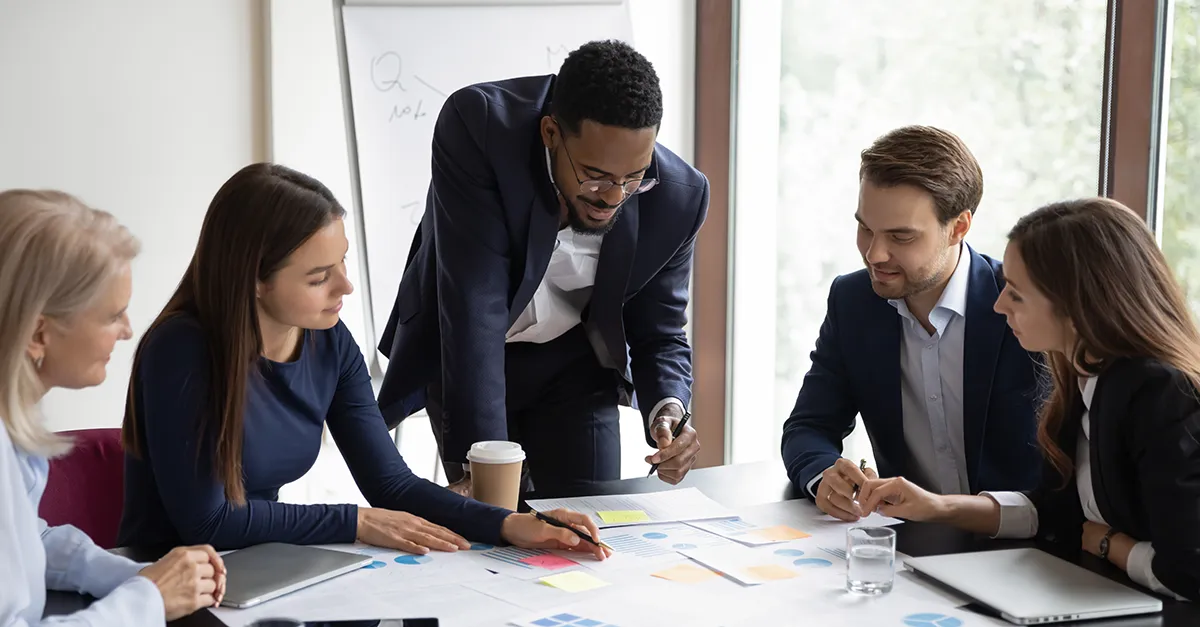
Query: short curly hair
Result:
<box><xmin>551</xmin><ymin>40</ymin><xmax>662</xmax><ymax>136</ymax></box>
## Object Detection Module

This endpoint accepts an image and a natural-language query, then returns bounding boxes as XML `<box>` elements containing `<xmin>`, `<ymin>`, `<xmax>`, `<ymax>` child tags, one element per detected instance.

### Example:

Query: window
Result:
<box><xmin>1160</xmin><ymin>0</ymin><xmax>1200</xmax><ymax>311</ymax></box>
<box><xmin>729</xmin><ymin>0</ymin><xmax>1108</xmax><ymax>464</ymax></box>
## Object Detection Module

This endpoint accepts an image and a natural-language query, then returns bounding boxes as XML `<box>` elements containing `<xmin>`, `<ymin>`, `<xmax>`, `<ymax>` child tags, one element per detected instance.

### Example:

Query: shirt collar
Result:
<box><xmin>1080</xmin><ymin>376</ymin><xmax>1098</xmax><ymax>410</ymax></box>
<box><xmin>888</xmin><ymin>244</ymin><xmax>971</xmax><ymax>331</ymax></box>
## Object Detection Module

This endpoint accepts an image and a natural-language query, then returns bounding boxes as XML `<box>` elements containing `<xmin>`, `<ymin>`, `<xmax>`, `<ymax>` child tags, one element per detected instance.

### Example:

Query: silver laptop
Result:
<box><xmin>221</xmin><ymin>543</ymin><xmax>372</xmax><ymax>609</ymax></box>
<box><xmin>904</xmin><ymin>548</ymin><xmax>1163</xmax><ymax>625</ymax></box>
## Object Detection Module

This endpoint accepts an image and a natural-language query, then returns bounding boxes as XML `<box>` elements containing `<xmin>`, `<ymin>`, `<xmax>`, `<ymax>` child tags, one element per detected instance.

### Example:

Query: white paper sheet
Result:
<box><xmin>506</xmin><ymin>577</ymin><xmax>727</xmax><ymax>627</ymax></box>
<box><xmin>525</xmin><ymin>487</ymin><xmax>734</xmax><ymax>528</ymax></box>
<box><xmin>212</xmin><ymin>582</ymin><xmax>522</xmax><ymax>627</ymax></box>
<box><xmin>457</xmin><ymin>545</ymin><xmax>607</xmax><ymax>581</ymax></box>
<box><xmin>614</xmin><ymin>522</ymin><xmax>733</xmax><ymax>550</ymax></box>
<box><xmin>679</xmin><ymin>542</ymin><xmax>848</xmax><ymax>586</ymax></box>
<box><xmin>462</xmin><ymin>574</ymin><xmax>582</xmax><ymax>611</ymax></box>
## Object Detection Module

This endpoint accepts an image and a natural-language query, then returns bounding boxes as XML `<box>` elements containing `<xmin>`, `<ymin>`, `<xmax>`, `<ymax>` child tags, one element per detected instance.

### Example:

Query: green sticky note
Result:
<box><xmin>597</xmin><ymin>510</ymin><xmax>651</xmax><ymax>524</ymax></box>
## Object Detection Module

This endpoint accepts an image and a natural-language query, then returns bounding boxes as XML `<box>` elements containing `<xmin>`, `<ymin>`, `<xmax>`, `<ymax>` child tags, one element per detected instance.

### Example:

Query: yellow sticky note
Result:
<box><xmin>539</xmin><ymin>570</ymin><xmax>610</xmax><ymax>593</ymax></box>
<box><xmin>597</xmin><ymin>510</ymin><xmax>651</xmax><ymax>524</ymax></box>
<box><xmin>743</xmin><ymin>564</ymin><xmax>798</xmax><ymax>582</ymax></box>
<box><xmin>751</xmin><ymin>525</ymin><xmax>811</xmax><ymax>542</ymax></box>
<box><xmin>652</xmin><ymin>563</ymin><xmax>720</xmax><ymax>584</ymax></box>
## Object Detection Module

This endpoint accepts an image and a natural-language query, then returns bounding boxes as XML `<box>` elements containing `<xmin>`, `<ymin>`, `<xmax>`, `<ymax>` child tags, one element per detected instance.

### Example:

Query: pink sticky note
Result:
<box><xmin>520</xmin><ymin>554</ymin><xmax>579</xmax><ymax>570</ymax></box>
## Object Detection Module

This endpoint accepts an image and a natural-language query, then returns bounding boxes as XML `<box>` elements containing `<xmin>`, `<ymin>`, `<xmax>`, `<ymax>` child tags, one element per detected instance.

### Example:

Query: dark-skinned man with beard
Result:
<box><xmin>378</xmin><ymin>40</ymin><xmax>708</xmax><ymax>496</ymax></box>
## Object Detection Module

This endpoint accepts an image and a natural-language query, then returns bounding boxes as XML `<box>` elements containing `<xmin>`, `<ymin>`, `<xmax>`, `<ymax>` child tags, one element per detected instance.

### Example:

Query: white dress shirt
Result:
<box><xmin>506</xmin><ymin>227</ymin><xmax>603</xmax><ymax>344</ymax></box>
<box><xmin>0</xmin><ymin>422</ymin><xmax>164</xmax><ymax>626</ymax></box>
<box><xmin>892</xmin><ymin>245</ymin><xmax>972</xmax><ymax>495</ymax></box>
<box><xmin>984</xmin><ymin>377</ymin><xmax>1187</xmax><ymax>600</ymax></box>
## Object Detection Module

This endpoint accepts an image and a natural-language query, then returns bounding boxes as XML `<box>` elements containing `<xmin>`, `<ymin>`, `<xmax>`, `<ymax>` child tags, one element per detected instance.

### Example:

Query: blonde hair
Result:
<box><xmin>0</xmin><ymin>190</ymin><xmax>140</xmax><ymax>457</ymax></box>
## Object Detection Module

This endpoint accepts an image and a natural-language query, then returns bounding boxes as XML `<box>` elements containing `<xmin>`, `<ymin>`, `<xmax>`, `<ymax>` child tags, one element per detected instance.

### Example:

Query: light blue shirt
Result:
<box><xmin>0</xmin><ymin>422</ymin><xmax>164</xmax><ymax>626</ymax></box>
<box><xmin>889</xmin><ymin>244</ymin><xmax>972</xmax><ymax>495</ymax></box>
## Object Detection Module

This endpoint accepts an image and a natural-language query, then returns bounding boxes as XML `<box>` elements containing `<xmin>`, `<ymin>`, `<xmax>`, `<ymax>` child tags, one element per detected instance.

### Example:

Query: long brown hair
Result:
<box><xmin>1008</xmin><ymin>197</ymin><xmax>1200</xmax><ymax>481</ymax></box>
<box><xmin>122</xmin><ymin>163</ymin><xmax>346</xmax><ymax>504</ymax></box>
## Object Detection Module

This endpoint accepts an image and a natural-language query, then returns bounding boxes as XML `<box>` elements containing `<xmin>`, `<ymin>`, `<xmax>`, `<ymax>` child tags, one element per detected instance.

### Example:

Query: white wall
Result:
<box><xmin>0</xmin><ymin>0</ymin><xmax>267</xmax><ymax>432</ymax></box>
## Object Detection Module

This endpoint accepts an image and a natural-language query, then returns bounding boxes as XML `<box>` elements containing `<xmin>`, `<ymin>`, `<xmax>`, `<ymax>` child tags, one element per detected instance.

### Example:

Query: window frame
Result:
<box><xmin>691</xmin><ymin>0</ymin><xmax>1173</xmax><ymax>466</ymax></box>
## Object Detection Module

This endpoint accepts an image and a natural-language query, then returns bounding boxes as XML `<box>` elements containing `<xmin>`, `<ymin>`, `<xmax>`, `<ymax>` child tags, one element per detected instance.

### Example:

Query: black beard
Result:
<box><xmin>563</xmin><ymin>193</ymin><xmax>622</xmax><ymax>235</ymax></box>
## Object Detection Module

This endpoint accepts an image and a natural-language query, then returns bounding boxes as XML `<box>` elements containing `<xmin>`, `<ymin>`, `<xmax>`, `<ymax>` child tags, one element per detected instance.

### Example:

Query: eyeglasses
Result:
<box><xmin>553</xmin><ymin>118</ymin><xmax>658</xmax><ymax>199</ymax></box>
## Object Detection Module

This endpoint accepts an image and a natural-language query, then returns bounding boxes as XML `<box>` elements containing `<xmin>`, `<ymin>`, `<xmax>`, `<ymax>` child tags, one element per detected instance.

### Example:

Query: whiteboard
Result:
<box><xmin>338</xmin><ymin>1</ymin><xmax>633</xmax><ymax>365</ymax></box>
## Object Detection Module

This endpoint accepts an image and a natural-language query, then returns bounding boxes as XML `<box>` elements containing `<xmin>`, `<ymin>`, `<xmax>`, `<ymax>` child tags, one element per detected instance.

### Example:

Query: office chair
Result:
<box><xmin>38</xmin><ymin>428</ymin><xmax>125</xmax><ymax>549</ymax></box>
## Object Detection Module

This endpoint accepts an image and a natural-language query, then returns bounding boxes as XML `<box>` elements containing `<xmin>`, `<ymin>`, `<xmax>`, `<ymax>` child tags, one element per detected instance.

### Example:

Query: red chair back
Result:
<box><xmin>37</xmin><ymin>428</ymin><xmax>125</xmax><ymax>549</ymax></box>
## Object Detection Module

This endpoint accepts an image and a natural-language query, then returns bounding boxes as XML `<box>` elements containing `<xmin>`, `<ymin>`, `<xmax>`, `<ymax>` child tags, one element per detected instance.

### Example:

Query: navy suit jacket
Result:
<box><xmin>377</xmin><ymin>75</ymin><xmax>709</xmax><ymax>463</ymax></box>
<box><xmin>780</xmin><ymin>246</ymin><xmax>1043</xmax><ymax>495</ymax></box>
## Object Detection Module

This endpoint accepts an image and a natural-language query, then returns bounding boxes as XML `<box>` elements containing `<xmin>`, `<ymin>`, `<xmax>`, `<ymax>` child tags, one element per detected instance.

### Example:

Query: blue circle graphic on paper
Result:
<box><xmin>774</xmin><ymin>549</ymin><xmax>805</xmax><ymax>557</ymax></box>
<box><xmin>643</xmin><ymin>532</ymin><xmax>669</xmax><ymax>540</ymax></box>
<box><xmin>902</xmin><ymin>614</ymin><xmax>963</xmax><ymax>627</ymax></box>
<box><xmin>394</xmin><ymin>555</ymin><xmax>432</xmax><ymax>565</ymax></box>
<box><xmin>362</xmin><ymin>560</ymin><xmax>387</xmax><ymax>569</ymax></box>
<box><xmin>673</xmin><ymin>543</ymin><xmax>697</xmax><ymax>550</ymax></box>
<box><xmin>793</xmin><ymin>558</ymin><xmax>832</xmax><ymax>568</ymax></box>
<box><xmin>469</xmin><ymin>543</ymin><xmax>494</xmax><ymax>551</ymax></box>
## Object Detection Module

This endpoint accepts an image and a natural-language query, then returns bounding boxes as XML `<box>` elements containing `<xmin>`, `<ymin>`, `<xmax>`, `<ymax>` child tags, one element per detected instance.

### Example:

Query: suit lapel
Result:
<box><xmin>865</xmin><ymin>295</ymin><xmax>904</xmax><ymax>472</ymax></box>
<box><xmin>586</xmin><ymin>196</ymin><xmax>639</xmax><ymax>370</ymax></box>
<box><xmin>962</xmin><ymin>246</ymin><xmax>1006</xmax><ymax>490</ymax></box>
<box><xmin>509</xmin><ymin>144</ymin><xmax>562</xmax><ymax>327</ymax></box>
<box><xmin>1087</xmin><ymin>366</ymin><xmax>1127</xmax><ymax>531</ymax></box>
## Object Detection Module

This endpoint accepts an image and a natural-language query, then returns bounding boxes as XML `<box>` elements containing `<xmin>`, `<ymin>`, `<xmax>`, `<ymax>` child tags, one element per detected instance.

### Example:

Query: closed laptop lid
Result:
<box><xmin>905</xmin><ymin>548</ymin><xmax>1162</xmax><ymax>623</ymax></box>
<box><xmin>221</xmin><ymin>543</ymin><xmax>372</xmax><ymax>608</ymax></box>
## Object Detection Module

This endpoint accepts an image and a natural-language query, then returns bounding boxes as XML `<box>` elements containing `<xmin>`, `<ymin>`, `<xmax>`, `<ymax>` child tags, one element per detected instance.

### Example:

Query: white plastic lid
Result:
<box><xmin>466</xmin><ymin>440</ymin><xmax>526</xmax><ymax>464</ymax></box>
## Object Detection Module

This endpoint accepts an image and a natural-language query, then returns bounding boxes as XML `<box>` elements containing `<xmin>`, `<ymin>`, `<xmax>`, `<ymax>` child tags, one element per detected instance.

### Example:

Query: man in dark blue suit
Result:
<box><xmin>378</xmin><ymin>41</ymin><xmax>707</xmax><ymax>495</ymax></box>
<box><xmin>781</xmin><ymin>126</ymin><xmax>1042</xmax><ymax>521</ymax></box>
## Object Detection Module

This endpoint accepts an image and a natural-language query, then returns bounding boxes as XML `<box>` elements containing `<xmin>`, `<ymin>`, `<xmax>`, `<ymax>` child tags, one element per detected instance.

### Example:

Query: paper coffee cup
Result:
<box><xmin>467</xmin><ymin>441</ymin><xmax>526</xmax><ymax>511</ymax></box>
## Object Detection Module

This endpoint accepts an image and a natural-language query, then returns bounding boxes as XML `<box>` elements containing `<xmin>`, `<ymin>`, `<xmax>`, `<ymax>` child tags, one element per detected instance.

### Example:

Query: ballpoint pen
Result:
<box><xmin>529</xmin><ymin>509</ymin><xmax>613</xmax><ymax>552</ymax></box>
<box><xmin>647</xmin><ymin>411</ymin><xmax>692</xmax><ymax>477</ymax></box>
<box><xmin>852</xmin><ymin>458</ymin><xmax>868</xmax><ymax>501</ymax></box>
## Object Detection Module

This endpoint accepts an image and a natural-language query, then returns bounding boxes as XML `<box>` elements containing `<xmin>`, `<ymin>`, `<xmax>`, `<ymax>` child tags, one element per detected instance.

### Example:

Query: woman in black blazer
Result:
<box><xmin>858</xmin><ymin>197</ymin><xmax>1200</xmax><ymax>602</ymax></box>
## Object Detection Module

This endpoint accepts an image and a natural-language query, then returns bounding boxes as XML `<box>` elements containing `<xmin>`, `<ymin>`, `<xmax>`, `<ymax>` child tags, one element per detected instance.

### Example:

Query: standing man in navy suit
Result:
<box><xmin>781</xmin><ymin>126</ymin><xmax>1042</xmax><ymax>522</ymax></box>
<box><xmin>378</xmin><ymin>41</ymin><xmax>706</xmax><ymax>495</ymax></box>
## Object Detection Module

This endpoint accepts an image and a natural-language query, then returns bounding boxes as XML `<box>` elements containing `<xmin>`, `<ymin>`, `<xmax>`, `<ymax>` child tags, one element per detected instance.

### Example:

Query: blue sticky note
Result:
<box><xmin>552</xmin><ymin>615</ymin><xmax>581</xmax><ymax>622</ymax></box>
<box><xmin>531</xmin><ymin>619</ymin><xmax>559</xmax><ymax>627</ymax></box>
<box><xmin>575</xmin><ymin>621</ymin><xmax>603</xmax><ymax>627</ymax></box>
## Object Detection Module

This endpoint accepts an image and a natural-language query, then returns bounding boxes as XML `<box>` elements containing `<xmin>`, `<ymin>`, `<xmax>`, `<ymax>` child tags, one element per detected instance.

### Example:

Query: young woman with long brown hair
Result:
<box><xmin>858</xmin><ymin>198</ymin><xmax>1200</xmax><ymax>601</ymax></box>
<box><xmin>117</xmin><ymin>164</ymin><xmax>607</xmax><ymax>560</ymax></box>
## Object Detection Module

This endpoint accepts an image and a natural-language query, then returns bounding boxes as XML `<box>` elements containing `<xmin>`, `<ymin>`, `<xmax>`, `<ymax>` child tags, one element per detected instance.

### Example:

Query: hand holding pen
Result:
<box><xmin>646</xmin><ymin>410</ymin><xmax>700</xmax><ymax>485</ymax></box>
<box><xmin>815</xmin><ymin>457</ymin><xmax>877</xmax><ymax>522</ymax></box>
<box><xmin>522</xmin><ymin>508</ymin><xmax>613</xmax><ymax>560</ymax></box>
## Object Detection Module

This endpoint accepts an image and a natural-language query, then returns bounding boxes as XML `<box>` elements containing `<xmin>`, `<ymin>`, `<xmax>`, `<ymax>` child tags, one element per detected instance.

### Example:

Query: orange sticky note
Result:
<box><xmin>743</xmin><ymin>564</ymin><xmax>798</xmax><ymax>582</ymax></box>
<box><xmin>750</xmin><ymin>525</ymin><xmax>811</xmax><ymax>542</ymax></box>
<box><xmin>651</xmin><ymin>563</ymin><xmax>720</xmax><ymax>584</ymax></box>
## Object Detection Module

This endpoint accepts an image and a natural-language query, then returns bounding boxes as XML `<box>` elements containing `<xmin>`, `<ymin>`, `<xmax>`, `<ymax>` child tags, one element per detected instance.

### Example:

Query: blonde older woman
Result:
<box><xmin>0</xmin><ymin>190</ymin><xmax>224</xmax><ymax>625</ymax></box>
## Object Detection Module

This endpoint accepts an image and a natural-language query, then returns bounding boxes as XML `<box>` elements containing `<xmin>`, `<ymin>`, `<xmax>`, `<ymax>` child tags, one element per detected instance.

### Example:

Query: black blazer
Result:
<box><xmin>1030</xmin><ymin>357</ymin><xmax>1200</xmax><ymax>601</ymax></box>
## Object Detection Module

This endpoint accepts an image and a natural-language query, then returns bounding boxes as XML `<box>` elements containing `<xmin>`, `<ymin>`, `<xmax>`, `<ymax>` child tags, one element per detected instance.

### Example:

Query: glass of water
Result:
<box><xmin>846</xmin><ymin>526</ymin><xmax>896</xmax><ymax>594</ymax></box>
